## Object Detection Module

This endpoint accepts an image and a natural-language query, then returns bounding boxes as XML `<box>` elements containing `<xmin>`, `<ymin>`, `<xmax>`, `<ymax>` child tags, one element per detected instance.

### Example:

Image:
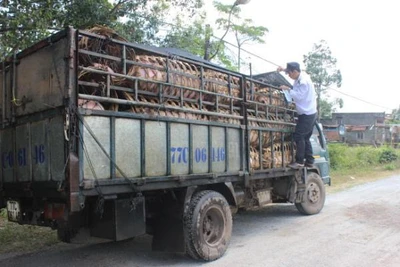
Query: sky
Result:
<box><xmin>204</xmin><ymin>0</ymin><xmax>400</xmax><ymax>114</ymax></box>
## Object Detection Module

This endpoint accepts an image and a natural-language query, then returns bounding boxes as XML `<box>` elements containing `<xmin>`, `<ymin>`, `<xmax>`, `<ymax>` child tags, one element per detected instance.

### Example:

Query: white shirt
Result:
<box><xmin>289</xmin><ymin>72</ymin><xmax>317</xmax><ymax>115</ymax></box>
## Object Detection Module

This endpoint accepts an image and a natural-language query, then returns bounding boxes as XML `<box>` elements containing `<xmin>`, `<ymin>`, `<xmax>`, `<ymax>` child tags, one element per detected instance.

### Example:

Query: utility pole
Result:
<box><xmin>203</xmin><ymin>24</ymin><xmax>211</xmax><ymax>61</ymax></box>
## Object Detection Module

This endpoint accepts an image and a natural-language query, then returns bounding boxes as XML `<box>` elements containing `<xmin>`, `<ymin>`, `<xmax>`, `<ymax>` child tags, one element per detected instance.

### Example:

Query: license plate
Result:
<box><xmin>7</xmin><ymin>200</ymin><xmax>21</xmax><ymax>222</ymax></box>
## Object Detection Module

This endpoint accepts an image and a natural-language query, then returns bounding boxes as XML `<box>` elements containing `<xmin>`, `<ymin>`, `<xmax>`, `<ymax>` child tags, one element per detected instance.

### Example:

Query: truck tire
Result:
<box><xmin>183</xmin><ymin>190</ymin><xmax>232</xmax><ymax>261</ymax></box>
<box><xmin>295</xmin><ymin>172</ymin><xmax>326</xmax><ymax>215</ymax></box>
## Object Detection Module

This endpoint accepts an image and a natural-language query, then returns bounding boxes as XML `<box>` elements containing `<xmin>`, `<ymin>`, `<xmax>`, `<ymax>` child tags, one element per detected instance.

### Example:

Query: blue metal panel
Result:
<box><xmin>31</xmin><ymin>121</ymin><xmax>48</xmax><ymax>181</ymax></box>
<box><xmin>1</xmin><ymin>129</ymin><xmax>15</xmax><ymax>183</ymax></box>
<box><xmin>15</xmin><ymin>124</ymin><xmax>30</xmax><ymax>182</ymax></box>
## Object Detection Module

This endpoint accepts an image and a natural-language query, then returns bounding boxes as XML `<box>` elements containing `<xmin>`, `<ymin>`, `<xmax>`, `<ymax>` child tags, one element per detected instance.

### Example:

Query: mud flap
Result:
<box><xmin>152</xmin><ymin>213</ymin><xmax>185</xmax><ymax>253</ymax></box>
<box><xmin>151</xmin><ymin>190</ymin><xmax>187</xmax><ymax>253</ymax></box>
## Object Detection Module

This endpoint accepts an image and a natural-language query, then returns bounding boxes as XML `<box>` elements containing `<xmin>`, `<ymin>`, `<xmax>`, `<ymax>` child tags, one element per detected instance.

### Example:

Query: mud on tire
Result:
<box><xmin>183</xmin><ymin>190</ymin><xmax>232</xmax><ymax>261</ymax></box>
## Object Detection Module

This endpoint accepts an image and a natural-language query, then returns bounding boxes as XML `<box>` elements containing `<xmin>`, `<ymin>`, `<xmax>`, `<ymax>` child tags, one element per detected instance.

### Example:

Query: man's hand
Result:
<box><xmin>277</xmin><ymin>66</ymin><xmax>285</xmax><ymax>72</ymax></box>
<box><xmin>279</xmin><ymin>85</ymin><xmax>290</xmax><ymax>90</ymax></box>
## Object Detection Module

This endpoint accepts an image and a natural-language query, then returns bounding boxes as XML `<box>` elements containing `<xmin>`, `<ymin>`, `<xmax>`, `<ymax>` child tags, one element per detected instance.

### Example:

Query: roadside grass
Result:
<box><xmin>0</xmin><ymin>209</ymin><xmax>59</xmax><ymax>254</ymax></box>
<box><xmin>328</xmin><ymin>162</ymin><xmax>400</xmax><ymax>194</ymax></box>
<box><xmin>327</xmin><ymin>143</ymin><xmax>400</xmax><ymax>193</ymax></box>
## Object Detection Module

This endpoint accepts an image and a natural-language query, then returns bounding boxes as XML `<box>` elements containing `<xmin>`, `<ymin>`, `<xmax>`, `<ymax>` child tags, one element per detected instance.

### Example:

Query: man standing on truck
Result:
<box><xmin>277</xmin><ymin>62</ymin><xmax>317</xmax><ymax>169</ymax></box>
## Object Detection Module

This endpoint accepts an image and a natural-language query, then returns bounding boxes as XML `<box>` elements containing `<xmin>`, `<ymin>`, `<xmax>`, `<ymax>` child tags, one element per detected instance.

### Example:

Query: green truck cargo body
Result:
<box><xmin>0</xmin><ymin>27</ymin><xmax>330</xmax><ymax>261</ymax></box>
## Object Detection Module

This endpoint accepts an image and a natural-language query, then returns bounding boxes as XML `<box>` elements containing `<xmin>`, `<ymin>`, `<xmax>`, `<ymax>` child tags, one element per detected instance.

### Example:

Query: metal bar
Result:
<box><xmin>78</xmin><ymin>118</ymin><xmax>84</xmax><ymax>183</ymax></box>
<box><xmin>281</xmin><ymin>131</ymin><xmax>284</xmax><ymax>167</ymax></box>
<box><xmin>259</xmin><ymin>129</ymin><xmax>262</xmax><ymax>170</ymax></box>
<box><xmin>122</xmin><ymin>45</ymin><xmax>127</xmax><ymax>75</ymax></box>
<box><xmin>106</xmin><ymin>74</ymin><xmax>111</xmax><ymax>97</ymax></box>
<box><xmin>166</xmin><ymin>122</ymin><xmax>171</xmax><ymax>175</ymax></box>
<box><xmin>247</xmin><ymin>117</ymin><xmax>295</xmax><ymax>126</ymax></box>
<box><xmin>224</xmin><ymin>126</ymin><xmax>228</xmax><ymax>172</ymax></box>
<box><xmin>189</xmin><ymin>124</ymin><xmax>193</xmax><ymax>174</ymax></box>
<box><xmin>78</xmin><ymin>49</ymin><xmax>121</xmax><ymax>63</ymax></box>
<box><xmin>110</xmin><ymin>117</ymin><xmax>116</xmax><ymax>179</ymax></box>
<box><xmin>78</xmin><ymin>30</ymin><xmax>242</xmax><ymax>77</ymax></box>
<box><xmin>78</xmin><ymin>94</ymin><xmax>245</xmax><ymax>120</ymax></box>
<box><xmin>166</xmin><ymin>58</ymin><xmax>170</xmax><ymax>84</ymax></box>
<box><xmin>2</xmin><ymin>61</ymin><xmax>6</xmax><ymax>125</ymax></box>
<box><xmin>79</xmin><ymin>166</ymin><xmax>297</xmax><ymax>196</ymax></box>
<box><xmin>158</xmin><ymin>83</ymin><xmax>162</xmax><ymax>102</ymax></box>
<box><xmin>241</xmin><ymin>127</ymin><xmax>245</xmax><ymax>172</ymax></box>
<box><xmin>270</xmin><ymin>128</ymin><xmax>275</xmax><ymax>169</ymax></box>
<box><xmin>134</xmin><ymin>79</ymin><xmax>138</xmax><ymax>101</ymax></box>
<box><xmin>208</xmin><ymin>126</ymin><xmax>212</xmax><ymax>173</ymax></box>
<box><xmin>199</xmin><ymin>66</ymin><xmax>204</xmax><ymax>110</ymax></box>
<box><xmin>78</xmin><ymin>66</ymin><xmax>244</xmax><ymax>103</ymax></box>
<box><xmin>140</xmin><ymin>119</ymin><xmax>145</xmax><ymax>177</ymax></box>
<box><xmin>11</xmin><ymin>52</ymin><xmax>16</xmax><ymax>122</ymax></box>
<box><xmin>242</xmin><ymin>75</ymin><xmax>250</xmax><ymax>176</ymax></box>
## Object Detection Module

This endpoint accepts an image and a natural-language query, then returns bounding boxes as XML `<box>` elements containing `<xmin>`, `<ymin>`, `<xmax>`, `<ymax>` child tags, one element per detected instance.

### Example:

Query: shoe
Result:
<box><xmin>305</xmin><ymin>162</ymin><xmax>315</xmax><ymax>168</ymax></box>
<box><xmin>288</xmin><ymin>162</ymin><xmax>304</xmax><ymax>169</ymax></box>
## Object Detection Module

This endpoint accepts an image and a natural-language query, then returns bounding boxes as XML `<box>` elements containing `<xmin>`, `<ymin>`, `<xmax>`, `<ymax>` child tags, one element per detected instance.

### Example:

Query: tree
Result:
<box><xmin>232</xmin><ymin>20</ymin><xmax>268</xmax><ymax>71</ymax></box>
<box><xmin>0</xmin><ymin>0</ymin><xmax>204</xmax><ymax>58</ymax></box>
<box><xmin>159</xmin><ymin>16</ymin><xmax>208</xmax><ymax>56</ymax></box>
<box><xmin>388</xmin><ymin>106</ymin><xmax>400</xmax><ymax>124</ymax></box>
<box><xmin>319</xmin><ymin>98</ymin><xmax>344</xmax><ymax>119</ymax></box>
<box><xmin>207</xmin><ymin>1</ymin><xmax>268</xmax><ymax>70</ymax></box>
<box><xmin>303</xmin><ymin>40</ymin><xmax>342</xmax><ymax>120</ymax></box>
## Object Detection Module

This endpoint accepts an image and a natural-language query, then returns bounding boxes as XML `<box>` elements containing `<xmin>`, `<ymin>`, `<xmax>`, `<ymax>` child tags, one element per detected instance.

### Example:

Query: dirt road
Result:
<box><xmin>1</xmin><ymin>175</ymin><xmax>400</xmax><ymax>267</ymax></box>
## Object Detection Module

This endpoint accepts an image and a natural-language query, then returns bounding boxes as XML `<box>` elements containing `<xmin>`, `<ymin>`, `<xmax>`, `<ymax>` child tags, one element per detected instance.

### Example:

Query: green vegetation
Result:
<box><xmin>1</xmin><ymin>0</ymin><xmax>267</xmax><ymax>71</ymax></box>
<box><xmin>328</xmin><ymin>143</ymin><xmax>400</xmax><ymax>170</ymax></box>
<box><xmin>328</xmin><ymin>143</ymin><xmax>400</xmax><ymax>193</ymax></box>
<box><xmin>0</xmin><ymin>209</ymin><xmax>58</xmax><ymax>254</ymax></box>
<box><xmin>303</xmin><ymin>40</ymin><xmax>343</xmax><ymax>120</ymax></box>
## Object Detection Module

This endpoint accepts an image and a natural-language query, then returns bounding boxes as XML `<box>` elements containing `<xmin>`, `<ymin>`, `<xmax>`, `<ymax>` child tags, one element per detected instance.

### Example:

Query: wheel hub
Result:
<box><xmin>202</xmin><ymin>207</ymin><xmax>224</xmax><ymax>245</ymax></box>
<box><xmin>307</xmin><ymin>182</ymin><xmax>320</xmax><ymax>203</ymax></box>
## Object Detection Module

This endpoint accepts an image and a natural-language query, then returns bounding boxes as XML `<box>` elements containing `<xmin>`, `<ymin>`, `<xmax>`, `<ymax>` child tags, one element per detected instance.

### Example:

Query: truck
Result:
<box><xmin>0</xmin><ymin>26</ymin><xmax>330</xmax><ymax>261</ymax></box>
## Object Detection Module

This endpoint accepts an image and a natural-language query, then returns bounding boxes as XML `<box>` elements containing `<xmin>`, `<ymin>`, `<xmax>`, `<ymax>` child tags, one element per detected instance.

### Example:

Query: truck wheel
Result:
<box><xmin>295</xmin><ymin>172</ymin><xmax>326</xmax><ymax>215</ymax></box>
<box><xmin>184</xmin><ymin>190</ymin><xmax>232</xmax><ymax>261</ymax></box>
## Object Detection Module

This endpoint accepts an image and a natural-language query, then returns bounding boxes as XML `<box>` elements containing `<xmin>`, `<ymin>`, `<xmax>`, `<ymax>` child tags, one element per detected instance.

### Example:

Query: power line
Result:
<box><xmin>326</xmin><ymin>87</ymin><xmax>394</xmax><ymax>111</ymax></box>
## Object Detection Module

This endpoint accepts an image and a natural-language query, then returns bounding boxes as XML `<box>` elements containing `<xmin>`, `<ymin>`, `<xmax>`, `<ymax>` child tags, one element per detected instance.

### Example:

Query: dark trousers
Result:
<box><xmin>294</xmin><ymin>113</ymin><xmax>317</xmax><ymax>164</ymax></box>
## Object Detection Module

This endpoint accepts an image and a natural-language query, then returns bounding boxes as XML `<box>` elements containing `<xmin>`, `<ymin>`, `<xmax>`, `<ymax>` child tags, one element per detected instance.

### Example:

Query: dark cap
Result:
<box><xmin>285</xmin><ymin>62</ymin><xmax>300</xmax><ymax>73</ymax></box>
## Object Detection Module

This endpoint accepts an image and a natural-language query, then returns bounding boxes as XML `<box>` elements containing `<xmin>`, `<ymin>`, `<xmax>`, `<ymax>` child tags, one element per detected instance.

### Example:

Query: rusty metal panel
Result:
<box><xmin>15</xmin><ymin>124</ymin><xmax>30</xmax><ymax>182</ymax></box>
<box><xmin>115</xmin><ymin>118</ymin><xmax>141</xmax><ymax>178</ymax></box>
<box><xmin>227</xmin><ymin>128</ymin><xmax>241</xmax><ymax>172</ymax></box>
<box><xmin>1</xmin><ymin>129</ymin><xmax>15</xmax><ymax>183</ymax></box>
<box><xmin>83</xmin><ymin>116</ymin><xmax>111</xmax><ymax>179</ymax></box>
<box><xmin>145</xmin><ymin>121</ymin><xmax>167</xmax><ymax>176</ymax></box>
<box><xmin>170</xmin><ymin>123</ymin><xmax>189</xmax><ymax>175</ymax></box>
<box><xmin>15</xmin><ymin>38</ymin><xmax>67</xmax><ymax>116</ymax></box>
<box><xmin>31</xmin><ymin>121</ymin><xmax>49</xmax><ymax>181</ymax></box>
<box><xmin>211</xmin><ymin>127</ymin><xmax>226</xmax><ymax>173</ymax></box>
<box><xmin>48</xmin><ymin>116</ymin><xmax>65</xmax><ymax>181</ymax></box>
<box><xmin>192</xmin><ymin>125</ymin><xmax>209</xmax><ymax>173</ymax></box>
